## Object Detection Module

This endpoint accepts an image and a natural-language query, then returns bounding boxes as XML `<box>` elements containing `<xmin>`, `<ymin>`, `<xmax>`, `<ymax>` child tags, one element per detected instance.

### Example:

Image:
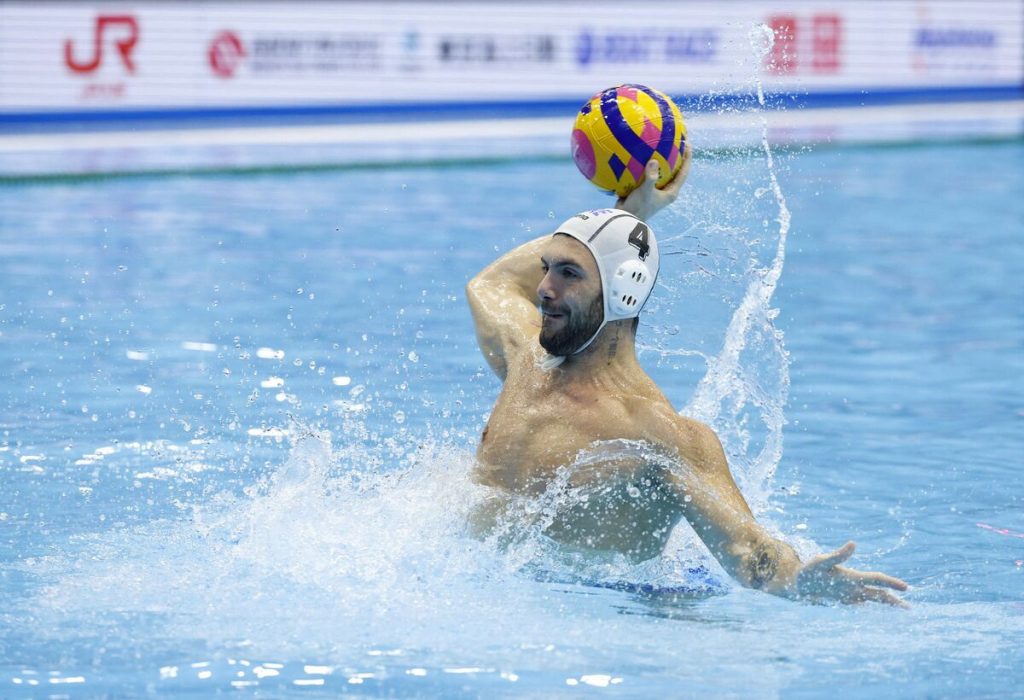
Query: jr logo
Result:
<box><xmin>64</xmin><ymin>15</ymin><xmax>139</xmax><ymax>74</ymax></box>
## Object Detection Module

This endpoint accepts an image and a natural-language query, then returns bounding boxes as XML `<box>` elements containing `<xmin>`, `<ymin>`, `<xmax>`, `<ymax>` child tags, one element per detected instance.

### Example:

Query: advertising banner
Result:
<box><xmin>1</xmin><ymin>1</ymin><xmax>1021</xmax><ymax>122</ymax></box>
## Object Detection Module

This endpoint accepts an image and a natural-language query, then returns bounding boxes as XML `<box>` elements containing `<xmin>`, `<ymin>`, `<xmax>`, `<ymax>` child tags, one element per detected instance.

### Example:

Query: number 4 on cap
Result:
<box><xmin>628</xmin><ymin>223</ymin><xmax>650</xmax><ymax>260</ymax></box>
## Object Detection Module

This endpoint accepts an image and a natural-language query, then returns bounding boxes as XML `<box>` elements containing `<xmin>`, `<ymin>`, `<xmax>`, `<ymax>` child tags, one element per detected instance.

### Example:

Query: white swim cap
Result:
<box><xmin>553</xmin><ymin>208</ymin><xmax>659</xmax><ymax>354</ymax></box>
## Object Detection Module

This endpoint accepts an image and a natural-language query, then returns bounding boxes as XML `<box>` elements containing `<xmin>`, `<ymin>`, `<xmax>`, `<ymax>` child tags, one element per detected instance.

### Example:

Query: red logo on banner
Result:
<box><xmin>811</xmin><ymin>14</ymin><xmax>842</xmax><ymax>72</ymax></box>
<box><xmin>767</xmin><ymin>15</ymin><xmax>798</xmax><ymax>74</ymax></box>
<box><xmin>766</xmin><ymin>13</ymin><xmax>842</xmax><ymax>74</ymax></box>
<box><xmin>209</xmin><ymin>31</ymin><xmax>246</xmax><ymax>78</ymax></box>
<box><xmin>64</xmin><ymin>15</ymin><xmax>139</xmax><ymax>74</ymax></box>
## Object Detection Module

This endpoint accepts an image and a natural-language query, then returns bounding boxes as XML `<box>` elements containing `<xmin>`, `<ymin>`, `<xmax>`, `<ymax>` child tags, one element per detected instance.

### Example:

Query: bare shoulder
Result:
<box><xmin>672</xmin><ymin>414</ymin><xmax>728</xmax><ymax>472</ymax></box>
<box><xmin>626</xmin><ymin>391</ymin><xmax>727</xmax><ymax>473</ymax></box>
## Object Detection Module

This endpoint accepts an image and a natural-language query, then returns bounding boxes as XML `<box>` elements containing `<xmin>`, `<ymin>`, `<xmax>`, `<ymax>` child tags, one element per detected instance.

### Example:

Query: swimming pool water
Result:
<box><xmin>1</xmin><ymin>140</ymin><xmax>1022</xmax><ymax>697</ymax></box>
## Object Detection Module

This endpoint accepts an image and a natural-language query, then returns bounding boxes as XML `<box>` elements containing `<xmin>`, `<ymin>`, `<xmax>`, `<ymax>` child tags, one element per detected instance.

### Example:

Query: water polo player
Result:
<box><xmin>466</xmin><ymin>151</ymin><xmax>908</xmax><ymax>605</ymax></box>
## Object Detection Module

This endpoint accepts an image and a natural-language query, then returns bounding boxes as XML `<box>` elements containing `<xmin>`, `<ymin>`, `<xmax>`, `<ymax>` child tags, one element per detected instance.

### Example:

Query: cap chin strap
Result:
<box><xmin>538</xmin><ymin>353</ymin><xmax>566</xmax><ymax>371</ymax></box>
<box><xmin>570</xmin><ymin>319</ymin><xmax>609</xmax><ymax>356</ymax></box>
<box><xmin>536</xmin><ymin>318</ymin><xmax>608</xmax><ymax>372</ymax></box>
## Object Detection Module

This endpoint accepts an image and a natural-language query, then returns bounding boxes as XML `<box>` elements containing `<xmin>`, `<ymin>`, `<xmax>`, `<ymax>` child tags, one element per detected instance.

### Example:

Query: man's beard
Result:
<box><xmin>539</xmin><ymin>294</ymin><xmax>604</xmax><ymax>356</ymax></box>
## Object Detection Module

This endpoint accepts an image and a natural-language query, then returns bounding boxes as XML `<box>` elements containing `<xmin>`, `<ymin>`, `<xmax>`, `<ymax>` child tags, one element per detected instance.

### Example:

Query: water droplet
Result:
<box><xmin>393</xmin><ymin>411</ymin><xmax>406</xmax><ymax>424</ymax></box>
<box><xmin>407</xmin><ymin>351</ymin><xmax>419</xmax><ymax>363</ymax></box>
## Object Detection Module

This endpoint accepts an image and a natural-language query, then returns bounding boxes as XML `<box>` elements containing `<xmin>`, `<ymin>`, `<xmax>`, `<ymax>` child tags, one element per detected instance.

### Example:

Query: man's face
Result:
<box><xmin>537</xmin><ymin>235</ymin><xmax>604</xmax><ymax>355</ymax></box>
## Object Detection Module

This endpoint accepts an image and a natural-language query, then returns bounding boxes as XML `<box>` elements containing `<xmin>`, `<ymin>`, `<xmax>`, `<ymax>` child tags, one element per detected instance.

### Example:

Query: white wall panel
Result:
<box><xmin>0</xmin><ymin>1</ymin><xmax>1020</xmax><ymax>117</ymax></box>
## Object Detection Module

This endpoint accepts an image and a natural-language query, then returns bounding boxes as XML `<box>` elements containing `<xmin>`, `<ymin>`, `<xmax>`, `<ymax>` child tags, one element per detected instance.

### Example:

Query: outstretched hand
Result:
<box><xmin>616</xmin><ymin>140</ymin><xmax>692</xmax><ymax>222</ymax></box>
<box><xmin>794</xmin><ymin>541</ymin><xmax>909</xmax><ymax>607</ymax></box>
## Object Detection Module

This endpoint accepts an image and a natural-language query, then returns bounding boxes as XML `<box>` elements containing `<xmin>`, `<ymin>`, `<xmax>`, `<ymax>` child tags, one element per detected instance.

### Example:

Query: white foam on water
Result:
<box><xmin>181</xmin><ymin>341</ymin><xmax>218</xmax><ymax>353</ymax></box>
<box><xmin>21</xmin><ymin>426</ymin><xmax>727</xmax><ymax>666</ymax></box>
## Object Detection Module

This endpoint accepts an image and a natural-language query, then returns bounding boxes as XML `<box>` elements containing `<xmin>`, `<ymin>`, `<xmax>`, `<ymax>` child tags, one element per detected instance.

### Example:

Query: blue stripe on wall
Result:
<box><xmin>2</xmin><ymin>84</ymin><xmax>1021</xmax><ymax>132</ymax></box>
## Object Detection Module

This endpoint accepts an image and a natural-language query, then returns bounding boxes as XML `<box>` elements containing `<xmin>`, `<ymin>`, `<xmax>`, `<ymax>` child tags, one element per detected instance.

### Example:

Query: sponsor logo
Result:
<box><xmin>912</xmin><ymin>27</ymin><xmax>998</xmax><ymax>72</ymax></box>
<box><xmin>765</xmin><ymin>14</ymin><xmax>843</xmax><ymax>74</ymax></box>
<box><xmin>64</xmin><ymin>14</ymin><xmax>139</xmax><ymax>74</ymax></box>
<box><xmin>249</xmin><ymin>34</ymin><xmax>380</xmax><ymax>72</ymax></box>
<box><xmin>399</xmin><ymin>30</ymin><xmax>421</xmax><ymax>72</ymax></box>
<box><xmin>64</xmin><ymin>14</ymin><xmax>140</xmax><ymax>99</ymax></box>
<box><xmin>204</xmin><ymin>31</ymin><xmax>380</xmax><ymax>77</ymax></box>
<box><xmin>915</xmin><ymin>29</ymin><xmax>996</xmax><ymax>48</ymax></box>
<box><xmin>437</xmin><ymin>34</ymin><xmax>555</xmax><ymax>64</ymax></box>
<box><xmin>209</xmin><ymin>31</ymin><xmax>246</xmax><ymax>78</ymax></box>
<box><xmin>575</xmin><ymin>29</ymin><xmax>717</xmax><ymax>67</ymax></box>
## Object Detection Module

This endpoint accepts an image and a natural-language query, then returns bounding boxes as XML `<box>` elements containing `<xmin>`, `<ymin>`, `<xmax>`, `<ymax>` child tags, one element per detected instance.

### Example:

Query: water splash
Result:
<box><xmin>473</xmin><ymin>439</ymin><xmax>727</xmax><ymax>592</ymax></box>
<box><xmin>683</xmin><ymin>23</ymin><xmax>793</xmax><ymax>516</ymax></box>
<box><xmin>19</xmin><ymin>428</ymin><xmax>723</xmax><ymax>678</ymax></box>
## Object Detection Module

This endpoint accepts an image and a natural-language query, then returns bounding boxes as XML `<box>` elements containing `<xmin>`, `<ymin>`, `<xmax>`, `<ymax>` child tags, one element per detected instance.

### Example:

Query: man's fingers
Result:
<box><xmin>661</xmin><ymin>164</ymin><xmax>687</xmax><ymax>197</ymax></box>
<box><xmin>678</xmin><ymin>140</ymin><xmax>693</xmax><ymax>179</ymax></box>
<box><xmin>798</xmin><ymin>541</ymin><xmax>909</xmax><ymax>607</ymax></box>
<box><xmin>618</xmin><ymin>154</ymin><xmax>687</xmax><ymax>219</ymax></box>
<box><xmin>857</xmin><ymin>587</ymin><xmax>910</xmax><ymax>608</ymax></box>
<box><xmin>811</xmin><ymin>541</ymin><xmax>856</xmax><ymax>570</ymax></box>
<box><xmin>655</xmin><ymin>141</ymin><xmax>692</xmax><ymax>197</ymax></box>
<box><xmin>642</xmin><ymin>159</ymin><xmax>661</xmax><ymax>191</ymax></box>
<box><xmin>852</xmin><ymin>570</ymin><xmax>909</xmax><ymax>591</ymax></box>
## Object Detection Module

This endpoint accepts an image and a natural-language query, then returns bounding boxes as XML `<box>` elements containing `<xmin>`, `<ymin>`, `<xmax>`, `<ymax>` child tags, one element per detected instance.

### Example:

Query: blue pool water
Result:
<box><xmin>1</xmin><ymin>138</ymin><xmax>1022</xmax><ymax>697</ymax></box>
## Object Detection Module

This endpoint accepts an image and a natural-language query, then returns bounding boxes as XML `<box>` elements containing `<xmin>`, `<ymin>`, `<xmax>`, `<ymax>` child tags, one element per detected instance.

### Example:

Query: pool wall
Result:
<box><xmin>1</xmin><ymin>0</ymin><xmax>1022</xmax><ymax>130</ymax></box>
<box><xmin>2</xmin><ymin>1</ymin><xmax>1022</xmax><ymax>180</ymax></box>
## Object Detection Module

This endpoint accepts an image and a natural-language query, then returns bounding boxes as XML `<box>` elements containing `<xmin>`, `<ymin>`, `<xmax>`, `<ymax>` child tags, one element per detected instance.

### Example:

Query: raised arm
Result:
<box><xmin>667</xmin><ymin>418</ymin><xmax>908</xmax><ymax>605</ymax></box>
<box><xmin>466</xmin><ymin>236</ymin><xmax>548</xmax><ymax>380</ymax></box>
<box><xmin>466</xmin><ymin>141</ymin><xmax>691</xmax><ymax>380</ymax></box>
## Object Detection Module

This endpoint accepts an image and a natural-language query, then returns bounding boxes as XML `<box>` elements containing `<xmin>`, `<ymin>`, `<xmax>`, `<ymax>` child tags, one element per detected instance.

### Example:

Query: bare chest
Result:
<box><xmin>475</xmin><ymin>364</ymin><xmax>643</xmax><ymax>492</ymax></box>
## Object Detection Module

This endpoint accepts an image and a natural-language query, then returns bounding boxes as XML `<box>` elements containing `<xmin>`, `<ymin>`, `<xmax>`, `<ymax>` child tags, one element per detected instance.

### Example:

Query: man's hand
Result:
<box><xmin>616</xmin><ymin>140</ymin><xmax>692</xmax><ymax>222</ymax></box>
<box><xmin>791</xmin><ymin>541</ymin><xmax>909</xmax><ymax>607</ymax></box>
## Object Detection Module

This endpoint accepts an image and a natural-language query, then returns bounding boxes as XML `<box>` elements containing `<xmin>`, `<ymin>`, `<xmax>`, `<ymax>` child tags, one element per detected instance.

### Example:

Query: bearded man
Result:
<box><xmin>465</xmin><ymin>150</ymin><xmax>907</xmax><ymax>605</ymax></box>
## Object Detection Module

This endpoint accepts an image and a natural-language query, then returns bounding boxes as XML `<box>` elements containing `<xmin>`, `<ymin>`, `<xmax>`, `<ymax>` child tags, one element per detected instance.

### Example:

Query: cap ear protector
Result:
<box><xmin>551</xmin><ymin>208</ymin><xmax>660</xmax><ymax>355</ymax></box>
<box><xmin>609</xmin><ymin>259</ymin><xmax>654</xmax><ymax>317</ymax></box>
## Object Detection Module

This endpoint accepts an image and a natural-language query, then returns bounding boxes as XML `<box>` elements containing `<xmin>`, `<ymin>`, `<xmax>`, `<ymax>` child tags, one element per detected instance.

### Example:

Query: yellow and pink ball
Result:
<box><xmin>571</xmin><ymin>84</ymin><xmax>687</xmax><ymax>198</ymax></box>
